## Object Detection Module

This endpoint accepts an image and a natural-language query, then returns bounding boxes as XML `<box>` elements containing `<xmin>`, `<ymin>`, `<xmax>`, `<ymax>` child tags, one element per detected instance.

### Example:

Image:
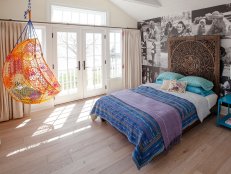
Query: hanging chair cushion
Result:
<box><xmin>3</xmin><ymin>38</ymin><xmax>61</xmax><ymax>104</ymax></box>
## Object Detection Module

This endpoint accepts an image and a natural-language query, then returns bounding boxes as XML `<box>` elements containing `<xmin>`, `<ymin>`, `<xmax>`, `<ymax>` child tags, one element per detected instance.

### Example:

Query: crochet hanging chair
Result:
<box><xmin>2</xmin><ymin>4</ymin><xmax>61</xmax><ymax>104</ymax></box>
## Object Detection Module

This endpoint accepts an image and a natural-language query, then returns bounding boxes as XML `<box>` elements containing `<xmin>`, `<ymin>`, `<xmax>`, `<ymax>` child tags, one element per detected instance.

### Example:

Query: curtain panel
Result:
<box><xmin>0</xmin><ymin>21</ymin><xmax>31</xmax><ymax>122</ymax></box>
<box><xmin>122</xmin><ymin>29</ymin><xmax>142</xmax><ymax>89</ymax></box>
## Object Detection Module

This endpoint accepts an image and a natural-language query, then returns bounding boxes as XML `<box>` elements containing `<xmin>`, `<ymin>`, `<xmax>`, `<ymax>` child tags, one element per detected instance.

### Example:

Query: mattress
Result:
<box><xmin>206</xmin><ymin>94</ymin><xmax>218</xmax><ymax>109</ymax></box>
<box><xmin>143</xmin><ymin>83</ymin><xmax>217</xmax><ymax>122</ymax></box>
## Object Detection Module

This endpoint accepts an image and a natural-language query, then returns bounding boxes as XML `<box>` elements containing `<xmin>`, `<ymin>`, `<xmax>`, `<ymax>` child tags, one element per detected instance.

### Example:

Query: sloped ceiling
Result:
<box><xmin>110</xmin><ymin>0</ymin><xmax>231</xmax><ymax>21</ymax></box>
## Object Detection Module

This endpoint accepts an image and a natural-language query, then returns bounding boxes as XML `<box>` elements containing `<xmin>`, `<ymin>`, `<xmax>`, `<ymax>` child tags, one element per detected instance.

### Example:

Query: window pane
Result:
<box><xmin>51</xmin><ymin>5</ymin><xmax>106</xmax><ymax>26</ymax></box>
<box><xmin>115</xmin><ymin>44</ymin><xmax>121</xmax><ymax>53</ymax></box>
<box><xmin>68</xmin><ymin>33</ymin><xmax>77</xmax><ymax>45</ymax></box>
<box><xmin>63</xmin><ymin>11</ymin><xmax>71</xmax><ymax>23</ymax></box>
<box><xmin>110</xmin><ymin>33</ymin><xmax>114</xmax><ymax>44</ymax></box>
<box><xmin>115</xmin><ymin>33</ymin><xmax>120</xmax><ymax>43</ymax></box>
<box><xmin>68</xmin><ymin>45</ymin><xmax>77</xmax><ymax>58</ymax></box>
<box><xmin>110</xmin><ymin>43</ymin><xmax>115</xmax><ymax>53</ymax></box>
<box><xmin>88</xmin><ymin>14</ymin><xmax>95</xmax><ymax>25</ymax></box>
<box><xmin>95</xmin><ymin>15</ymin><xmax>102</xmax><ymax>25</ymax></box>
<box><xmin>57</xmin><ymin>44</ymin><xmax>67</xmax><ymax>58</ymax></box>
<box><xmin>94</xmin><ymin>34</ymin><xmax>101</xmax><ymax>45</ymax></box>
<box><xmin>86</xmin><ymin>45</ymin><xmax>93</xmax><ymax>57</ymax></box>
<box><xmin>52</xmin><ymin>9</ymin><xmax>62</xmax><ymax>22</ymax></box>
<box><xmin>86</xmin><ymin>33</ymin><xmax>93</xmax><ymax>45</ymax></box>
<box><xmin>35</xmin><ymin>29</ymin><xmax>42</xmax><ymax>44</ymax></box>
<box><xmin>72</xmin><ymin>12</ymin><xmax>79</xmax><ymax>24</ymax></box>
<box><xmin>110</xmin><ymin>31</ymin><xmax>122</xmax><ymax>78</ymax></box>
<box><xmin>58</xmin><ymin>32</ymin><xmax>67</xmax><ymax>44</ymax></box>
<box><xmin>34</xmin><ymin>26</ymin><xmax>46</xmax><ymax>58</ymax></box>
<box><xmin>68</xmin><ymin>58</ymin><xmax>76</xmax><ymax>69</ymax></box>
<box><xmin>86</xmin><ymin>56</ymin><xmax>93</xmax><ymax>67</ymax></box>
<box><xmin>95</xmin><ymin>45</ymin><xmax>102</xmax><ymax>56</ymax></box>
<box><xmin>58</xmin><ymin>58</ymin><xmax>67</xmax><ymax>70</ymax></box>
<box><xmin>95</xmin><ymin>56</ymin><xmax>102</xmax><ymax>66</ymax></box>
<box><xmin>57</xmin><ymin>31</ymin><xmax>78</xmax><ymax>93</ymax></box>
<box><xmin>80</xmin><ymin>13</ymin><xmax>87</xmax><ymax>24</ymax></box>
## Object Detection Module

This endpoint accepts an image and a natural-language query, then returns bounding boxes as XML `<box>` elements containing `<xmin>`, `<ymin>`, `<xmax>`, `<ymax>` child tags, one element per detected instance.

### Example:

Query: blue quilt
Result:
<box><xmin>90</xmin><ymin>86</ymin><xmax>198</xmax><ymax>169</ymax></box>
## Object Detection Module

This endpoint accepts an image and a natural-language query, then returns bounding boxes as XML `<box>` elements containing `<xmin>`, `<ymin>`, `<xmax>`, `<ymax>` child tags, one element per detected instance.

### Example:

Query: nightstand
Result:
<box><xmin>217</xmin><ymin>95</ymin><xmax>231</xmax><ymax>129</ymax></box>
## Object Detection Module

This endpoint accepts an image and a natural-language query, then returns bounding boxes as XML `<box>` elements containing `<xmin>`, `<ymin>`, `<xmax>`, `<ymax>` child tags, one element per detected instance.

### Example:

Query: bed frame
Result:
<box><xmin>168</xmin><ymin>35</ymin><xmax>220</xmax><ymax>94</ymax></box>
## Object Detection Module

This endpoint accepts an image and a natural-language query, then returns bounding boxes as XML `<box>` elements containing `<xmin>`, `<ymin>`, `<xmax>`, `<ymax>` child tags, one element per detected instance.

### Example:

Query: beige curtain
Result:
<box><xmin>122</xmin><ymin>29</ymin><xmax>142</xmax><ymax>89</ymax></box>
<box><xmin>0</xmin><ymin>21</ymin><xmax>31</xmax><ymax>122</ymax></box>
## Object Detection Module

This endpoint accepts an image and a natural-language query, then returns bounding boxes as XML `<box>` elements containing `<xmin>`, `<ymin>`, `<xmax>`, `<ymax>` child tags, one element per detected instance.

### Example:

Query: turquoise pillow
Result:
<box><xmin>155</xmin><ymin>79</ymin><xmax>163</xmax><ymax>84</ymax></box>
<box><xmin>156</xmin><ymin>72</ymin><xmax>184</xmax><ymax>81</ymax></box>
<box><xmin>179</xmin><ymin>76</ymin><xmax>214</xmax><ymax>91</ymax></box>
<box><xmin>186</xmin><ymin>86</ymin><xmax>214</xmax><ymax>96</ymax></box>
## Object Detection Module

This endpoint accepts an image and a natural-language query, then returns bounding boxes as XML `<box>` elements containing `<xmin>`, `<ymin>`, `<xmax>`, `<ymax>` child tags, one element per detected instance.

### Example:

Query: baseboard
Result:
<box><xmin>31</xmin><ymin>100</ymin><xmax>54</xmax><ymax>113</ymax></box>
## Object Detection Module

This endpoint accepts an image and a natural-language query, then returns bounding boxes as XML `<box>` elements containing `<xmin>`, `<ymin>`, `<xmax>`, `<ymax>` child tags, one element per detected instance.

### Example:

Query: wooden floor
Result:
<box><xmin>0</xmin><ymin>97</ymin><xmax>231</xmax><ymax>174</ymax></box>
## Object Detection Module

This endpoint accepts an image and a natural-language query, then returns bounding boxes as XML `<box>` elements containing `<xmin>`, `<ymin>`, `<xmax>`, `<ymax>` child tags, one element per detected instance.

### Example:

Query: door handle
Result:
<box><xmin>83</xmin><ymin>61</ymin><xmax>86</xmax><ymax>70</ymax></box>
<box><xmin>76</xmin><ymin>61</ymin><xmax>81</xmax><ymax>70</ymax></box>
<box><xmin>83</xmin><ymin>61</ymin><xmax>90</xmax><ymax>70</ymax></box>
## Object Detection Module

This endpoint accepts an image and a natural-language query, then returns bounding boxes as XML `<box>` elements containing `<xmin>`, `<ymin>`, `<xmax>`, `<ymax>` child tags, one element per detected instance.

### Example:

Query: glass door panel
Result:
<box><xmin>83</xmin><ymin>30</ymin><xmax>106</xmax><ymax>98</ymax></box>
<box><xmin>53</xmin><ymin>29</ymin><xmax>82</xmax><ymax>104</ymax></box>
<box><xmin>107</xmin><ymin>30</ymin><xmax>123</xmax><ymax>93</ymax></box>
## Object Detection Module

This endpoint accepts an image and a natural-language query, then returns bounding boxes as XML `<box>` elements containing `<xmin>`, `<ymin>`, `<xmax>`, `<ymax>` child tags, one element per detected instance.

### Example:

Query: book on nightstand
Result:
<box><xmin>225</xmin><ymin>118</ymin><xmax>231</xmax><ymax>125</ymax></box>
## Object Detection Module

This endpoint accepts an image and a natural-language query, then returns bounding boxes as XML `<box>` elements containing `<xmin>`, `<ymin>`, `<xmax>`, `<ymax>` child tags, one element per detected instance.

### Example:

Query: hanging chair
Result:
<box><xmin>2</xmin><ymin>2</ymin><xmax>61</xmax><ymax>104</ymax></box>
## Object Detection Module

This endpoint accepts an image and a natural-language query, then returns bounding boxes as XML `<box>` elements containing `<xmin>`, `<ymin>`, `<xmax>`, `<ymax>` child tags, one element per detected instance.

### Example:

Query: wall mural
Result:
<box><xmin>191</xmin><ymin>4</ymin><xmax>231</xmax><ymax>37</ymax></box>
<box><xmin>138</xmin><ymin>17</ymin><xmax>162</xmax><ymax>83</ymax></box>
<box><xmin>221</xmin><ymin>39</ymin><xmax>231</xmax><ymax>95</ymax></box>
<box><xmin>161</xmin><ymin>11</ymin><xmax>192</xmax><ymax>53</ymax></box>
<box><xmin>138</xmin><ymin>3</ymin><xmax>231</xmax><ymax>96</ymax></box>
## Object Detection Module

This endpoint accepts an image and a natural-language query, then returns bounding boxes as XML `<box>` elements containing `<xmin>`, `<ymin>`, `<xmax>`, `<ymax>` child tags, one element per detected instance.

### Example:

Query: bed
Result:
<box><xmin>90</xmin><ymin>35</ymin><xmax>220</xmax><ymax>169</ymax></box>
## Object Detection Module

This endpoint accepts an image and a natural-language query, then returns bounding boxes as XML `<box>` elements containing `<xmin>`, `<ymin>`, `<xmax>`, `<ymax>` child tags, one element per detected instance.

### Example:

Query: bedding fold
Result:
<box><xmin>111</xmin><ymin>90</ymin><xmax>182</xmax><ymax>149</ymax></box>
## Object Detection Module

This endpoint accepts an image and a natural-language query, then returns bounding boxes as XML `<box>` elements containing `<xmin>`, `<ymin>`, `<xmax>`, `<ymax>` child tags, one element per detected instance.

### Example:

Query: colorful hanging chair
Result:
<box><xmin>2</xmin><ymin>3</ymin><xmax>61</xmax><ymax>104</ymax></box>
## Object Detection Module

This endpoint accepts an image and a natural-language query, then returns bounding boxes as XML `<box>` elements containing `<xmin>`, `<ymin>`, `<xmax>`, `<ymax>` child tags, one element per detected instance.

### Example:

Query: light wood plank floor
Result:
<box><xmin>0</xmin><ymin>97</ymin><xmax>231</xmax><ymax>174</ymax></box>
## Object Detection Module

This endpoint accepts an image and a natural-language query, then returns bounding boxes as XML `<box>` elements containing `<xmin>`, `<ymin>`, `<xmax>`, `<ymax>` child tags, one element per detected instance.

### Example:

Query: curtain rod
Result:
<box><xmin>0</xmin><ymin>18</ymin><xmax>138</xmax><ymax>30</ymax></box>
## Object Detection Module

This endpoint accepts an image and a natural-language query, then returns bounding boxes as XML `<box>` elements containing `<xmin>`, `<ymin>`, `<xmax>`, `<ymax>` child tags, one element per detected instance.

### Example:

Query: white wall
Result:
<box><xmin>0</xmin><ymin>0</ymin><xmax>137</xmax><ymax>28</ymax></box>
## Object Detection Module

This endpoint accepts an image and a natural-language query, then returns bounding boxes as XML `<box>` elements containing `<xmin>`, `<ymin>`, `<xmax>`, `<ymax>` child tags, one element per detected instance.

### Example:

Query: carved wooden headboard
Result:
<box><xmin>168</xmin><ymin>35</ymin><xmax>220</xmax><ymax>94</ymax></box>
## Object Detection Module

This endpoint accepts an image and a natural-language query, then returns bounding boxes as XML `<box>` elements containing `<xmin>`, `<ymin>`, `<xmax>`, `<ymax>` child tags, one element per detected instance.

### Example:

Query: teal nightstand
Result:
<box><xmin>217</xmin><ymin>95</ymin><xmax>231</xmax><ymax>129</ymax></box>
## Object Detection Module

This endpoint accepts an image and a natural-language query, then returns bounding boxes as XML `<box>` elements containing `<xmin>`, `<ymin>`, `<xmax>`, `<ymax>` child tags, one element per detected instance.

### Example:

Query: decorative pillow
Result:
<box><xmin>178</xmin><ymin>76</ymin><xmax>214</xmax><ymax>91</ymax></box>
<box><xmin>186</xmin><ymin>85</ymin><xmax>215</xmax><ymax>96</ymax></box>
<box><xmin>155</xmin><ymin>79</ymin><xmax>163</xmax><ymax>84</ymax></box>
<box><xmin>168</xmin><ymin>81</ymin><xmax>187</xmax><ymax>93</ymax></box>
<box><xmin>156</xmin><ymin>72</ymin><xmax>185</xmax><ymax>81</ymax></box>
<box><xmin>161</xmin><ymin>80</ymin><xmax>176</xmax><ymax>90</ymax></box>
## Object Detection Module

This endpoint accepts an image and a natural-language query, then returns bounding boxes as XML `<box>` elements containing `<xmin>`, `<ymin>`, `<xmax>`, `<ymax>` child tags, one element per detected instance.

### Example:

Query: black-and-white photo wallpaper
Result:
<box><xmin>139</xmin><ymin>17</ymin><xmax>161</xmax><ymax>67</ymax></box>
<box><xmin>138</xmin><ymin>17</ymin><xmax>165</xmax><ymax>83</ymax></box>
<box><xmin>221</xmin><ymin>39</ymin><xmax>231</xmax><ymax>96</ymax></box>
<box><xmin>138</xmin><ymin>3</ymin><xmax>231</xmax><ymax>96</ymax></box>
<box><xmin>161</xmin><ymin>11</ymin><xmax>192</xmax><ymax>53</ymax></box>
<box><xmin>192</xmin><ymin>4</ymin><xmax>231</xmax><ymax>37</ymax></box>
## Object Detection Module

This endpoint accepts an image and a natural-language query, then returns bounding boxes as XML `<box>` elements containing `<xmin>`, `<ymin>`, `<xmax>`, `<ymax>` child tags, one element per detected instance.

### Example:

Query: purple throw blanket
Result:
<box><xmin>111</xmin><ymin>90</ymin><xmax>182</xmax><ymax>149</ymax></box>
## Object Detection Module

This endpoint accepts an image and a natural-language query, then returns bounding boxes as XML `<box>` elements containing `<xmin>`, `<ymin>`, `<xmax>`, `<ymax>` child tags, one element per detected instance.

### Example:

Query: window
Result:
<box><xmin>34</xmin><ymin>26</ymin><xmax>46</xmax><ymax>57</ymax></box>
<box><xmin>110</xmin><ymin>31</ymin><xmax>122</xmax><ymax>78</ymax></box>
<box><xmin>51</xmin><ymin>5</ymin><xmax>107</xmax><ymax>26</ymax></box>
<box><xmin>31</xmin><ymin>25</ymin><xmax>50</xmax><ymax>112</ymax></box>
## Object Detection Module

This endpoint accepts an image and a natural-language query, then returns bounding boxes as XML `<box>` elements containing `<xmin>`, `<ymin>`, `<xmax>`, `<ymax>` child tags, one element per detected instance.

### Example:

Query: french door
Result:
<box><xmin>53</xmin><ymin>27</ymin><xmax>106</xmax><ymax>104</ymax></box>
<box><xmin>83</xmin><ymin>30</ymin><xmax>106</xmax><ymax>98</ymax></box>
